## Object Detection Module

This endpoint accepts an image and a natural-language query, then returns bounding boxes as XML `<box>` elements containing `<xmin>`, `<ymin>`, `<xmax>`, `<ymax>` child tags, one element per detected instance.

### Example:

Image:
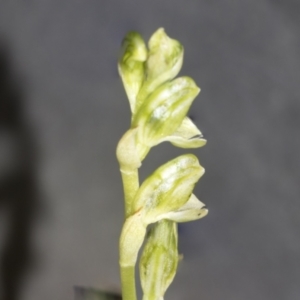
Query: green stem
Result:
<box><xmin>121</xmin><ymin>169</ymin><xmax>139</xmax><ymax>218</ymax></box>
<box><xmin>120</xmin><ymin>168</ymin><xmax>139</xmax><ymax>299</ymax></box>
<box><xmin>120</xmin><ymin>265</ymin><xmax>137</xmax><ymax>300</ymax></box>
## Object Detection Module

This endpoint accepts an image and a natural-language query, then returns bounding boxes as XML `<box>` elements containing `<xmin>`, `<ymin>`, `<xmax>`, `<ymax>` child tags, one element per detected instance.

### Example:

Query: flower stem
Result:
<box><xmin>120</xmin><ymin>168</ymin><xmax>139</xmax><ymax>299</ymax></box>
<box><xmin>120</xmin><ymin>265</ymin><xmax>137</xmax><ymax>300</ymax></box>
<box><xmin>121</xmin><ymin>169</ymin><xmax>139</xmax><ymax>218</ymax></box>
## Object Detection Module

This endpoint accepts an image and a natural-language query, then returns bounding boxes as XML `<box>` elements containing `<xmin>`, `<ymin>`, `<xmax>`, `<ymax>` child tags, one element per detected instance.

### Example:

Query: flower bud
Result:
<box><xmin>136</xmin><ymin>28</ymin><xmax>183</xmax><ymax>111</ymax></box>
<box><xmin>118</xmin><ymin>32</ymin><xmax>147</xmax><ymax>113</ymax></box>
<box><xmin>133</xmin><ymin>154</ymin><xmax>204</xmax><ymax>224</ymax></box>
<box><xmin>140</xmin><ymin>220</ymin><xmax>178</xmax><ymax>300</ymax></box>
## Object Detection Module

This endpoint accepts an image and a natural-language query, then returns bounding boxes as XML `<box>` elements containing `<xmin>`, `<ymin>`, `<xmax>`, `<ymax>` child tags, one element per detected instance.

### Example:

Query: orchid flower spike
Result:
<box><xmin>117</xmin><ymin>28</ymin><xmax>206</xmax><ymax>168</ymax></box>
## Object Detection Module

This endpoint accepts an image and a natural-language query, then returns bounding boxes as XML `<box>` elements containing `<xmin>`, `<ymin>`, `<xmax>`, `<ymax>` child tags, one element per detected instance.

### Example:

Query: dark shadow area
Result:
<box><xmin>0</xmin><ymin>40</ymin><xmax>39</xmax><ymax>300</ymax></box>
<box><xmin>74</xmin><ymin>286</ymin><xmax>122</xmax><ymax>300</ymax></box>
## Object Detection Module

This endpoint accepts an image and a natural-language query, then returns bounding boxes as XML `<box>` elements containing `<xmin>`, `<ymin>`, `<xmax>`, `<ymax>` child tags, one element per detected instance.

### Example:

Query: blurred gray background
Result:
<box><xmin>0</xmin><ymin>0</ymin><xmax>300</xmax><ymax>299</ymax></box>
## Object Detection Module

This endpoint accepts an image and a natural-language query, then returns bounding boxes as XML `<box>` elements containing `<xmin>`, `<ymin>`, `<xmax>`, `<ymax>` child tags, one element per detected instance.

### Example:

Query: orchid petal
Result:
<box><xmin>161</xmin><ymin>117</ymin><xmax>207</xmax><ymax>148</ymax></box>
<box><xmin>160</xmin><ymin>194</ymin><xmax>208</xmax><ymax>222</ymax></box>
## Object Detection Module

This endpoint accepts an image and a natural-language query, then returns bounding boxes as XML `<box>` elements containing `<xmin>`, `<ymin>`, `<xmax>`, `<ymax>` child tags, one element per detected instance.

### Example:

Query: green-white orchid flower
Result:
<box><xmin>140</xmin><ymin>220</ymin><xmax>178</xmax><ymax>300</ymax></box>
<box><xmin>132</xmin><ymin>77</ymin><xmax>205</xmax><ymax>160</ymax></box>
<box><xmin>119</xmin><ymin>154</ymin><xmax>207</xmax><ymax>267</ymax></box>
<box><xmin>133</xmin><ymin>154</ymin><xmax>206</xmax><ymax>224</ymax></box>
